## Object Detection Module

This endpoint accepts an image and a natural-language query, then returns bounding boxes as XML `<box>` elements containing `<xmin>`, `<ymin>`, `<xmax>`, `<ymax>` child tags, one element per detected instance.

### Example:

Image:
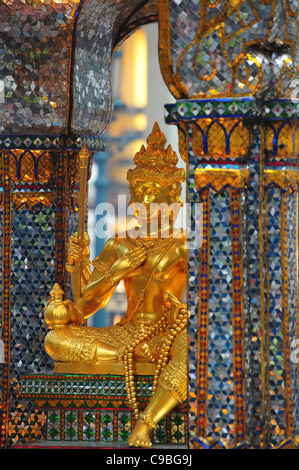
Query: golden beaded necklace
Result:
<box><xmin>125</xmin><ymin>232</ymin><xmax>176</xmax><ymax>256</ymax></box>
<box><xmin>122</xmin><ymin>305</ymin><xmax>188</xmax><ymax>422</ymax></box>
<box><xmin>120</xmin><ymin>233</ymin><xmax>188</xmax><ymax>422</ymax></box>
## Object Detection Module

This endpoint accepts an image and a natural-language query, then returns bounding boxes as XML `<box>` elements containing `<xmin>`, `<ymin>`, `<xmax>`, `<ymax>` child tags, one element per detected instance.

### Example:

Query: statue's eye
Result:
<box><xmin>168</xmin><ymin>189</ymin><xmax>179</xmax><ymax>196</ymax></box>
<box><xmin>146</xmin><ymin>188</ymin><xmax>160</xmax><ymax>195</ymax></box>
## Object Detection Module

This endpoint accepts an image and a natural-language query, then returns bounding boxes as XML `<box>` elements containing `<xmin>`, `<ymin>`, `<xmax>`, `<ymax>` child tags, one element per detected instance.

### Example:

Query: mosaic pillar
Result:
<box><xmin>1</xmin><ymin>151</ymin><xmax>12</xmax><ymax>447</ymax></box>
<box><xmin>158</xmin><ymin>0</ymin><xmax>299</xmax><ymax>449</ymax></box>
<box><xmin>165</xmin><ymin>97</ymin><xmax>299</xmax><ymax>450</ymax></box>
<box><xmin>0</xmin><ymin>0</ymin><xmax>160</xmax><ymax>448</ymax></box>
<box><xmin>0</xmin><ymin>138</ymin><xmax>98</xmax><ymax>448</ymax></box>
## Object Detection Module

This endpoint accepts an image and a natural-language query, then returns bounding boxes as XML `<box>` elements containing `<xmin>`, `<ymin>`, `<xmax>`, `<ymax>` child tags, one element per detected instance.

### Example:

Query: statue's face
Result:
<box><xmin>129</xmin><ymin>180</ymin><xmax>183</xmax><ymax>206</ymax></box>
<box><xmin>129</xmin><ymin>180</ymin><xmax>183</xmax><ymax>233</ymax></box>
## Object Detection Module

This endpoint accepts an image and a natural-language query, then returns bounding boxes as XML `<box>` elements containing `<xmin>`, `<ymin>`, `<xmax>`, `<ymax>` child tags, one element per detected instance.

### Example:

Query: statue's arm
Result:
<box><xmin>66</xmin><ymin>231</ymin><xmax>92</xmax><ymax>296</ymax></box>
<box><xmin>72</xmin><ymin>237</ymin><xmax>121</xmax><ymax>321</ymax></box>
<box><xmin>71</xmin><ymin>239</ymin><xmax>147</xmax><ymax>323</ymax></box>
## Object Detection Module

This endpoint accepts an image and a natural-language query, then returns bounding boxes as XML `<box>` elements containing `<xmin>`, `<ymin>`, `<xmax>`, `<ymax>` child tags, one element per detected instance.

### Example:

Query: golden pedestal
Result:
<box><xmin>54</xmin><ymin>361</ymin><xmax>156</xmax><ymax>376</ymax></box>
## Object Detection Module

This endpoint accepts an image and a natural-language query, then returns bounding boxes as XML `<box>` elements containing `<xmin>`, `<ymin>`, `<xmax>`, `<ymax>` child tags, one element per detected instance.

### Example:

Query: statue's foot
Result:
<box><xmin>127</xmin><ymin>420</ymin><xmax>152</xmax><ymax>448</ymax></box>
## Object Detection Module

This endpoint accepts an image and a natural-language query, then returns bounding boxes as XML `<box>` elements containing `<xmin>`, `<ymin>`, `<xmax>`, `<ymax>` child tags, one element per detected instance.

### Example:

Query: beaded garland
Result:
<box><xmin>121</xmin><ymin>305</ymin><xmax>188</xmax><ymax>421</ymax></box>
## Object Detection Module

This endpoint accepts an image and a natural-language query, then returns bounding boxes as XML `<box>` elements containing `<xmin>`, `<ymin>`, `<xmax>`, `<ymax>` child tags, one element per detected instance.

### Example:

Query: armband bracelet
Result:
<box><xmin>92</xmin><ymin>259</ymin><xmax>118</xmax><ymax>287</ymax></box>
<box><xmin>92</xmin><ymin>259</ymin><xmax>109</xmax><ymax>274</ymax></box>
<box><xmin>104</xmin><ymin>272</ymin><xmax>118</xmax><ymax>287</ymax></box>
<box><xmin>138</xmin><ymin>412</ymin><xmax>157</xmax><ymax>431</ymax></box>
<box><xmin>74</xmin><ymin>299</ymin><xmax>87</xmax><ymax>324</ymax></box>
<box><xmin>66</xmin><ymin>263</ymin><xmax>76</xmax><ymax>273</ymax></box>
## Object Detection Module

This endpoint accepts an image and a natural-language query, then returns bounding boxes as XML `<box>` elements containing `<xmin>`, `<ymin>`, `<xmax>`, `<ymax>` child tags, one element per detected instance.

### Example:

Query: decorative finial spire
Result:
<box><xmin>128</xmin><ymin>122</ymin><xmax>185</xmax><ymax>186</ymax></box>
<box><xmin>146</xmin><ymin>121</ymin><xmax>167</xmax><ymax>148</ymax></box>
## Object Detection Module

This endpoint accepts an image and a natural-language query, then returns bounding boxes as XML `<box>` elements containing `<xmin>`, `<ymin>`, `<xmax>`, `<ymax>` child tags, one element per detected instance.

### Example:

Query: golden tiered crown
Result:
<box><xmin>127</xmin><ymin>122</ymin><xmax>185</xmax><ymax>186</ymax></box>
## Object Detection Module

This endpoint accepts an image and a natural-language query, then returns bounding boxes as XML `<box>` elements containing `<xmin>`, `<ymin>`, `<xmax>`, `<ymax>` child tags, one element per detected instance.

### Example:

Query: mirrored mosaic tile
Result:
<box><xmin>0</xmin><ymin>0</ymin><xmax>156</xmax><ymax>136</ymax></box>
<box><xmin>46</xmin><ymin>410</ymin><xmax>61</xmax><ymax>441</ymax></box>
<box><xmin>244</xmin><ymin>124</ymin><xmax>265</xmax><ymax>445</ymax></box>
<box><xmin>162</xmin><ymin>0</ymin><xmax>299</xmax><ymax>99</ymax></box>
<box><xmin>117</xmin><ymin>411</ymin><xmax>132</xmax><ymax>442</ymax></box>
<box><xmin>267</xmin><ymin>187</ymin><xmax>286</xmax><ymax>443</ymax></box>
<box><xmin>286</xmin><ymin>191</ymin><xmax>299</xmax><ymax>438</ymax></box>
<box><xmin>0</xmin><ymin>0</ymin><xmax>80</xmax><ymax>134</ymax></box>
<box><xmin>289</xmin><ymin>193</ymin><xmax>299</xmax><ymax>438</ymax></box>
<box><xmin>21</xmin><ymin>375</ymin><xmax>156</xmax><ymax>399</ymax></box>
<box><xmin>153</xmin><ymin>417</ymin><xmax>168</xmax><ymax>445</ymax></box>
<box><xmin>100</xmin><ymin>411</ymin><xmax>114</xmax><ymax>442</ymax></box>
<box><xmin>170</xmin><ymin>412</ymin><xmax>186</xmax><ymax>444</ymax></box>
<box><xmin>0</xmin><ymin>202</ymin><xmax>3</xmax><ymax>406</ymax></box>
<box><xmin>72</xmin><ymin>0</ymin><xmax>154</xmax><ymax>135</ymax></box>
<box><xmin>206</xmin><ymin>190</ymin><xmax>234</xmax><ymax>441</ymax></box>
<box><xmin>241</xmin><ymin>187</ymin><xmax>252</xmax><ymax>438</ymax></box>
<box><xmin>0</xmin><ymin>202</ymin><xmax>2</xmax><ymax>325</ymax></box>
<box><xmin>82</xmin><ymin>411</ymin><xmax>96</xmax><ymax>441</ymax></box>
<box><xmin>186</xmin><ymin>167</ymin><xmax>200</xmax><ymax>444</ymax></box>
<box><xmin>64</xmin><ymin>410</ymin><xmax>79</xmax><ymax>441</ymax></box>
<box><xmin>10</xmin><ymin>206</ymin><xmax>55</xmax><ymax>377</ymax></box>
<box><xmin>7</xmin><ymin>201</ymin><xmax>56</xmax><ymax>445</ymax></box>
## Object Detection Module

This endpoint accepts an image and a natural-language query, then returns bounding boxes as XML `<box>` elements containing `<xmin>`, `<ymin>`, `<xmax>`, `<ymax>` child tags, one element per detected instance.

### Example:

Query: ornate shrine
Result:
<box><xmin>1</xmin><ymin>0</ymin><xmax>299</xmax><ymax>450</ymax></box>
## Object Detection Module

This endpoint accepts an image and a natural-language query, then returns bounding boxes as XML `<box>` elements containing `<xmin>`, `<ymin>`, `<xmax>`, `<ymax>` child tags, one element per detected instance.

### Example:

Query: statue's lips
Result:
<box><xmin>135</xmin><ymin>211</ymin><xmax>176</xmax><ymax>222</ymax></box>
<box><xmin>132</xmin><ymin>204</ymin><xmax>181</xmax><ymax>215</ymax></box>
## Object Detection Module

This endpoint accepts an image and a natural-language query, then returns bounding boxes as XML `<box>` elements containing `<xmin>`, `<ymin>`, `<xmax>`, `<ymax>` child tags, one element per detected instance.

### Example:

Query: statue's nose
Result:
<box><xmin>143</xmin><ymin>195</ymin><xmax>150</xmax><ymax>205</ymax></box>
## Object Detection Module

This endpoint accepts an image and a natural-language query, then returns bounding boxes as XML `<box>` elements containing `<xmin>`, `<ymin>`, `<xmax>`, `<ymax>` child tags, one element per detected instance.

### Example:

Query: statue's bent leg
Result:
<box><xmin>44</xmin><ymin>325</ymin><xmax>122</xmax><ymax>364</ymax></box>
<box><xmin>128</xmin><ymin>329</ymin><xmax>188</xmax><ymax>447</ymax></box>
<box><xmin>44</xmin><ymin>326</ymin><xmax>98</xmax><ymax>363</ymax></box>
<box><xmin>157</xmin><ymin>328</ymin><xmax>188</xmax><ymax>404</ymax></box>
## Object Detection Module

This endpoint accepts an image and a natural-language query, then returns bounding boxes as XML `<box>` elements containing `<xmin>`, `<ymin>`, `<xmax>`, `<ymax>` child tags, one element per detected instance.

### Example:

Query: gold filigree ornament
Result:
<box><xmin>194</xmin><ymin>168</ymin><xmax>249</xmax><ymax>192</ymax></box>
<box><xmin>264</xmin><ymin>169</ymin><xmax>299</xmax><ymax>192</ymax></box>
<box><xmin>13</xmin><ymin>192</ymin><xmax>53</xmax><ymax>210</ymax></box>
<box><xmin>125</xmin><ymin>231</ymin><xmax>177</xmax><ymax>256</ymax></box>
<box><xmin>127</xmin><ymin>122</ymin><xmax>185</xmax><ymax>187</ymax></box>
<box><xmin>138</xmin><ymin>412</ymin><xmax>157</xmax><ymax>431</ymax></box>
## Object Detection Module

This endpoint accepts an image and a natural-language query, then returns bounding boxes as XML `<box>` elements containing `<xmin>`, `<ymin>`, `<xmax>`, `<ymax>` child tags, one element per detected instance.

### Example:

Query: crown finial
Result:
<box><xmin>146</xmin><ymin>121</ymin><xmax>167</xmax><ymax>148</ymax></box>
<box><xmin>127</xmin><ymin>122</ymin><xmax>185</xmax><ymax>186</ymax></box>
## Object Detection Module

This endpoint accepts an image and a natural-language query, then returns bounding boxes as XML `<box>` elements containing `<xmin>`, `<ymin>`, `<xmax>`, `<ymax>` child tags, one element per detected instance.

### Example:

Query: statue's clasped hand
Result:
<box><xmin>108</xmin><ymin>245</ymin><xmax>148</xmax><ymax>282</ymax></box>
<box><xmin>63</xmin><ymin>299</ymin><xmax>82</xmax><ymax>325</ymax></box>
<box><xmin>67</xmin><ymin>231</ymin><xmax>90</xmax><ymax>268</ymax></box>
<box><xmin>163</xmin><ymin>291</ymin><xmax>183</xmax><ymax>324</ymax></box>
